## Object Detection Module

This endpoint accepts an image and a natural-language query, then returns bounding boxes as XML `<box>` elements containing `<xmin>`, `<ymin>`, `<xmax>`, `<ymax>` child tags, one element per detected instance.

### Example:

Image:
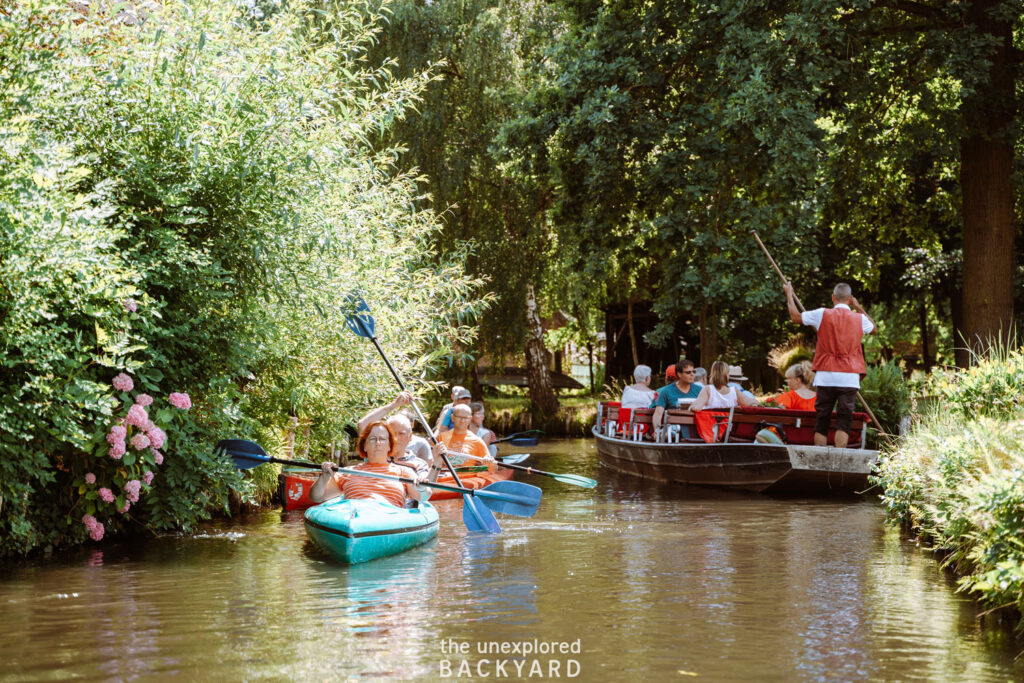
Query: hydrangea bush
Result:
<box><xmin>0</xmin><ymin>2</ymin><xmax>482</xmax><ymax>556</ymax></box>
<box><xmin>73</xmin><ymin>373</ymin><xmax>191</xmax><ymax>541</ymax></box>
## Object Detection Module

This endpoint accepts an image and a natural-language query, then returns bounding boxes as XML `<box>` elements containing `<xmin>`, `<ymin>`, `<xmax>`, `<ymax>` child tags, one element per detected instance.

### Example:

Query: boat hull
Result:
<box><xmin>304</xmin><ymin>498</ymin><xmax>439</xmax><ymax>564</ymax></box>
<box><xmin>594</xmin><ymin>427</ymin><xmax>876</xmax><ymax>494</ymax></box>
<box><xmin>428</xmin><ymin>467</ymin><xmax>515</xmax><ymax>500</ymax></box>
<box><xmin>280</xmin><ymin>461</ymin><xmax>520</xmax><ymax>510</ymax></box>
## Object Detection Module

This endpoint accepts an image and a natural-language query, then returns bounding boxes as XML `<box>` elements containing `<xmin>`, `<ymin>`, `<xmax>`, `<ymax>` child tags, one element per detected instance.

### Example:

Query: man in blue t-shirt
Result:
<box><xmin>652</xmin><ymin>360</ymin><xmax>702</xmax><ymax>439</ymax></box>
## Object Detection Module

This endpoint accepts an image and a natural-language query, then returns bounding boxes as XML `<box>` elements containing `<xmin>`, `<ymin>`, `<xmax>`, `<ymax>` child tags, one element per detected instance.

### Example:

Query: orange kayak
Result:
<box><xmin>278</xmin><ymin>466</ymin><xmax>515</xmax><ymax>510</ymax></box>
<box><xmin>427</xmin><ymin>467</ymin><xmax>514</xmax><ymax>500</ymax></box>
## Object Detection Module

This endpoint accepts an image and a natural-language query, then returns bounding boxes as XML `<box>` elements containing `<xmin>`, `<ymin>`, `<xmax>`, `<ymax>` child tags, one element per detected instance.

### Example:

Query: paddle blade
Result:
<box><xmin>499</xmin><ymin>453</ymin><xmax>531</xmax><ymax>465</ymax></box>
<box><xmin>509</xmin><ymin>436</ymin><xmax>539</xmax><ymax>447</ymax></box>
<box><xmin>551</xmin><ymin>473</ymin><xmax>598</xmax><ymax>489</ymax></box>
<box><xmin>475</xmin><ymin>481</ymin><xmax>542</xmax><ymax>517</ymax></box>
<box><xmin>461</xmin><ymin>495</ymin><xmax>501</xmax><ymax>533</ymax></box>
<box><xmin>217</xmin><ymin>439</ymin><xmax>271</xmax><ymax>470</ymax></box>
<box><xmin>343</xmin><ymin>294</ymin><xmax>375</xmax><ymax>339</ymax></box>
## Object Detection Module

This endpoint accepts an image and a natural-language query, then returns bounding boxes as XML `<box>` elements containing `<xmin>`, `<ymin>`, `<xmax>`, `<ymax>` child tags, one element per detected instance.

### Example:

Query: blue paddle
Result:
<box><xmin>220</xmin><ymin>440</ymin><xmax>542</xmax><ymax>518</ymax></box>
<box><xmin>452</xmin><ymin>452</ymin><xmax>598</xmax><ymax>489</ymax></box>
<box><xmin>493</xmin><ymin>430</ymin><xmax>543</xmax><ymax>446</ymax></box>
<box><xmin>344</xmin><ymin>295</ymin><xmax>503</xmax><ymax>533</ymax></box>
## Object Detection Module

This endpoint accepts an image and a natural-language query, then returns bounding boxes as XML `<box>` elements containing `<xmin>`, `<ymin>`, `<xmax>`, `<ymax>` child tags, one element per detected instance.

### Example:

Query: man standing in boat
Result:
<box><xmin>652</xmin><ymin>360</ymin><xmax>702</xmax><ymax>439</ymax></box>
<box><xmin>784</xmin><ymin>282</ymin><xmax>876</xmax><ymax>448</ymax></box>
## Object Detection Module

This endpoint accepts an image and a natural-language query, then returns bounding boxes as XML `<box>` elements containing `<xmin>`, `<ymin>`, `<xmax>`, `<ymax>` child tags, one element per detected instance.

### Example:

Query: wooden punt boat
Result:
<box><xmin>304</xmin><ymin>498</ymin><xmax>439</xmax><ymax>564</ymax></box>
<box><xmin>594</xmin><ymin>402</ymin><xmax>878</xmax><ymax>495</ymax></box>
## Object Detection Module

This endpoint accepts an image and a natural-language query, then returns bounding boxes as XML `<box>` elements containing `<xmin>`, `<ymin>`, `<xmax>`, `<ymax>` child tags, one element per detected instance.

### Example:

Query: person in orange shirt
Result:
<box><xmin>774</xmin><ymin>361</ymin><xmax>817</xmax><ymax>411</ymax></box>
<box><xmin>309</xmin><ymin>421</ymin><xmax>437</xmax><ymax>508</ymax></box>
<box><xmin>436</xmin><ymin>404</ymin><xmax>495</xmax><ymax>474</ymax></box>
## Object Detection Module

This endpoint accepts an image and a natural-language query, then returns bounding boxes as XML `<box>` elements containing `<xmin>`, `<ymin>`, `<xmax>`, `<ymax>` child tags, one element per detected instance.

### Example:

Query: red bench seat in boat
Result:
<box><xmin>693</xmin><ymin>406</ymin><xmax>869</xmax><ymax>447</ymax></box>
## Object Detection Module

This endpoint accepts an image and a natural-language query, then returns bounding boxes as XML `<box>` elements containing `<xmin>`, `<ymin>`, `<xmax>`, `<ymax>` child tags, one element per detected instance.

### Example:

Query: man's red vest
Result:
<box><xmin>812</xmin><ymin>307</ymin><xmax>867</xmax><ymax>374</ymax></box>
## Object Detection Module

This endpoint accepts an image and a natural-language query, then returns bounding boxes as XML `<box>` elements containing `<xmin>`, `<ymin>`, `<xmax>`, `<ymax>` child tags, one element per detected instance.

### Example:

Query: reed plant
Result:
<box><xmin>874</xmin><ymin>343</ymin><xmax>1024</xmax><ymax>625</ymax></box>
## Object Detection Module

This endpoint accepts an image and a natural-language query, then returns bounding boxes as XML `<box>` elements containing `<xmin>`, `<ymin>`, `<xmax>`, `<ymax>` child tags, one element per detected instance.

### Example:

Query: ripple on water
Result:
<box><xmin>1</xmin><ymin>440</ymin><xmax>1022</xmax><ymax>680</ymax></box>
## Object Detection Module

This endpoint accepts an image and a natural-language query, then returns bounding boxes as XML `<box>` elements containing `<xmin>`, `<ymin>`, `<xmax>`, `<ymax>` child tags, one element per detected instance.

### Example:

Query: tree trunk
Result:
<box><xmin>627</xmin><ymin>299</ymin><xmax>639</xmax><ymax>367</ymax></box>
<box><xmin>587</xmin><ymin>342</ymin><xmax>594</xmax><ymax>392</ymax></box>
<box><xmin>960</xmin><ymin>0</ymin><xmax>1016</xmax><ymax>362</ymax></box>
<box><xmin>470</xmin><ymin>363</ymin><xmax>484</xmax><ymax>405</ymax></box>
<box><xmin>699</xmin><ymin>304</ymin><xmax>719</xmax><ymax>369</ymax></box>
<box><xmin>920</xmin><ymin>298</ymin><xmax>932</xmax><ymax>370</ymax></box>
<box><xmin>524</xmin><ymin>283</ymin><xmax>559</xmax><ymax>417</ymax></box>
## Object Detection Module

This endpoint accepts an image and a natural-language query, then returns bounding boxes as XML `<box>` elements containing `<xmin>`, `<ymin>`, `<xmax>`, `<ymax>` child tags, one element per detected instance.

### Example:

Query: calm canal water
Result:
<box><xmin>2</xmin><ymin>439</ymin><xmax>1022</xmax><ymax>681</ymax></box>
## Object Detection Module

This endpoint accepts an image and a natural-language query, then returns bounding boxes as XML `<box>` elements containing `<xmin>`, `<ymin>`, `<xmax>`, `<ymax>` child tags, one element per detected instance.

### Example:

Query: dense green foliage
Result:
<box><xmin>0</xmin><ymin>1</ymin><xmax>480</xmax><ymax>556</ymax></box>
<box><xmin>874</xmin><ymin>349</ymin><xmax>1024</xmax><ymax>624</ymax></box>
<box><xmin>374</xmin><ymin>0</ymin><xmax>1021</xmax><ymax>382</ymax></box>
<box><xmin>858</xmin><ymin>360</ymin><xmax>912</xmax><ymax>439</ymax></box>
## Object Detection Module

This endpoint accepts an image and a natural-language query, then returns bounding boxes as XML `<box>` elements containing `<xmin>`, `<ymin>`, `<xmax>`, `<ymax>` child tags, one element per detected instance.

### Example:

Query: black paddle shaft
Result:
<box><xmin>364</xmin><ymin>334</ymin><xmax>466</xmax><ymax>489</ymax></box>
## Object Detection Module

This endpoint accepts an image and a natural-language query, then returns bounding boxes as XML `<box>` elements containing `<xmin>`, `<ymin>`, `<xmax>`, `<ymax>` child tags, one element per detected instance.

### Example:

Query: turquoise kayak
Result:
<box><xmin>303</xmin><ymin>497</ymin><xmax>439</xmax><ymax>564</ymax></box>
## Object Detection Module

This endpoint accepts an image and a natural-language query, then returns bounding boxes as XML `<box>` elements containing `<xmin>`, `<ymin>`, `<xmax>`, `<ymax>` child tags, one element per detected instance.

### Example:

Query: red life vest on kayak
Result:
<box><xmin>812</xmin><ymin>307</ymin><xmax>867</xmax><ymax>374</ymax></box>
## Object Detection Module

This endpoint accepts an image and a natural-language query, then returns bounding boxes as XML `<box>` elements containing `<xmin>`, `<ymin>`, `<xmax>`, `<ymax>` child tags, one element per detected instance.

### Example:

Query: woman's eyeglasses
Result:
<box><xmin>366</xmin><ymin>436</ymin><xmax>389</xmax><ymax>444</ymax></box>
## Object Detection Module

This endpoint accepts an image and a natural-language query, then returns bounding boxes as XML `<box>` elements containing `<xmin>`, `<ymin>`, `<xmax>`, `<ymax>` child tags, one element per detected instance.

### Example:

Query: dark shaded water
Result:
<box><xmin>2</xmin><ymin>439</ymin><xmax>1021</xmax><ymax>681</ymax></box>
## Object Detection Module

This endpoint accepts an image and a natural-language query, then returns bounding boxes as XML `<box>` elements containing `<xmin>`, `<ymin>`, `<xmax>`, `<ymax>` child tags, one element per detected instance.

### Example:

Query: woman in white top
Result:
<box><xmin>690</xmin><ymin>361</ymin><xmax>759</xmax><ymax>411</ymax></box>
<box><xmin>620</xmin><ymin>364</ymin><xmax>657</xmax><ymax>409</ymax></box>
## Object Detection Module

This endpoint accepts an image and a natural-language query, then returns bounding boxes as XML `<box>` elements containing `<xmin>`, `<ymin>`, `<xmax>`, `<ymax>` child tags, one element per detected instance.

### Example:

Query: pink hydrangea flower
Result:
<box><xmin>130</xmin><ymin>433</ymin><xmax>150</xmax><ymax>451</ymax></box>
<box><xmin>99</xmin><ymin>488</ymin><xmax>115</xmax><ymax>503</ymax></box>
<box><xmin>106</xmin><ymin>424</ymin><xmax>127</xmax><ymax>445</ymax></box>
<box><xmin>112</xmin><ymin>373</ymin><xmax>134</xmax><ymax>392</ymax></box>
<box><xmin>89</xmin><ymin>522</ymin><xmax>105</xmax><ymax>541</ymax></box>
<box><xmin>125</xmin><ymin>403</ymin><xmax>148</xmax><ymax>428</ymax></box>
<box><xmin>143</xmin><ymin>470</ymin><xmax>155</xmax><ymax>486</ymax></box>
<box><xmin>125</xmin><ymin>479</ymin><xmax>142</xmax><ymax>503</ymax></box>
<box><xmin>151</xmin><ymin>448</ymin><xmax>164</xmax><ymax>465</ymax></box>
<box><xmin>168</xmin><ymin>392</ymin><xmax>191</xmax><ymax>410</ymax></box>
<box><xmin>135</xmin><ymin>394</ymin><xmax>153</xmax><ymax>407</ymax></box>
<box><xmin>147</xmin><ymin>426</ymin><xmax>166</xmax><ymax>450</ymax></box>
<box><xmin>82</xmin><ymin>514</ymin><xmax>98</xmax><ymax>529</ymax></box>
<box><xmin>109</xmin><ymin>441</ymin><xmax>126</xmax><ymax>460</ymax></box>
<box><xmin>84</xmin><ymin>473</ymin><xmax>96</xmax><ymax>485</ymax></box>
<box><xmin>119</xmin><ymin>502</ymin><xmax>130</xmax><ymax>514</ymax></box>
<box><xmin>123</xmin><ymin>298</ymin><xmax>137</xmax><ymax>313</ymax></box>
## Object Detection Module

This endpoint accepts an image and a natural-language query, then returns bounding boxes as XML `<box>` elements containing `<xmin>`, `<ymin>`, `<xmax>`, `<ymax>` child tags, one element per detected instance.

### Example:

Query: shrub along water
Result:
<box><xmin>873</xmin><ymin>348</ymin><xmax>1024</xmax><ymax>626</ymax></box>
<box><xmin>0</xmin><ymin>1</ymin><xmax>482</xmax><ymax>556</ymax></box>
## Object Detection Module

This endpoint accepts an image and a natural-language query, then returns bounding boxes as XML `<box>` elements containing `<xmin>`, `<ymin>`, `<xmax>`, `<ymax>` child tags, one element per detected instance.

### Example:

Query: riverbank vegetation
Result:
<box><xmin>0</xmin><ymin>1</ymin><xmax>481</xmax><ymax>556</ymax></box>
<box><xmin>2</xmin><ymin>0</ymin><xmax>1021</xmax><ymax>557</ymax></box>
<box><xmin>874</xmin><ymin>348</ymin><xmax>1024</xmax><ymax>626</ymax></box>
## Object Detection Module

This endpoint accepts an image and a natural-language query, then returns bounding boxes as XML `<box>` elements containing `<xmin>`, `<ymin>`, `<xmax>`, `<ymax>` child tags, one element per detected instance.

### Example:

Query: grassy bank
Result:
<box><xmin>872</xmin><ymin>349</ymin><xmax>1024</xmax><ymax>628</ymax></box>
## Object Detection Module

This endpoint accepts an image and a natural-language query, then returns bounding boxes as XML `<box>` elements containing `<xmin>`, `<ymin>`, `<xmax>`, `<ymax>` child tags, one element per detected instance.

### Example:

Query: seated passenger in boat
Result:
<box><xmin>620</xmin><ymin>364</ymin><xmax>656</xmax><ymax>409</ymax></box>
<box><xmin>773</xmin><ymin>361</ymin><xmax>816</xmax><ymax>411</ymax></box>
<box><xmin>469</xmin><ymin>401</ymin><xmax>498</xmax><ymax>458</ymax></box>
<box><xmin>652</xmin><ymin>360</ymin><xmax>702</xmax><ymax>439</ymax></box>
<box><xmin>309</xmin><ymin>421</ymin><xmax>435</xmax><ymax>508</ymax></box>
<box><xmin>357</xmin><ymin>391</ymin><xmax>433</xmax><ymax>465</ymax></box>
<box><xmin>690</xmin><ymin>361</ymin><xmax>759</xmax><ymax>411</ymax></box>
<box><xmin>727</xmin><ymin>365</ymin><xmax>757</xmax><ymax>402</ymax></box>
<box><xmin>386</xmin><ymin>414</ymin><xmax>433</xmax><ymax>475</ymax></box>
<box><xmin>435</xmin><ymin>386</ymin><xmax>473</xmax><ymax>434</ymax></box>
<box><xmin>437</xmin><ymin>404</ymin><xmax>496</xmax><ymax>474</ymax></box>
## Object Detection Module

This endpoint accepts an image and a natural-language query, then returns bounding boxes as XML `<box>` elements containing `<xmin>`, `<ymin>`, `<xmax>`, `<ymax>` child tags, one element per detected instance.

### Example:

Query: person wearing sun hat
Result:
<box><xmin>727</xmin><ymin>365</ymin><xmax>757</xmax><ymax>402</ymax></box>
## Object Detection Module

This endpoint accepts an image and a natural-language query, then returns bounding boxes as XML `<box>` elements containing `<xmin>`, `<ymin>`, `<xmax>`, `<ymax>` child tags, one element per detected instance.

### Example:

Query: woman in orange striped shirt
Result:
<box><xmin>309</xmin><ymin>421</ymin><xmax>435</xmax><ymax>508</ymax></box>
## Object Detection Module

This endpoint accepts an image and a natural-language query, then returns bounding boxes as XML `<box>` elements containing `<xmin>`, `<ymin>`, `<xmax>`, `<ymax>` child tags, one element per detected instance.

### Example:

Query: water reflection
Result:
<box><xmin>1</xmin><ymin>439</ymin><xmax>1021</xmax><ymax>681</ymax></box>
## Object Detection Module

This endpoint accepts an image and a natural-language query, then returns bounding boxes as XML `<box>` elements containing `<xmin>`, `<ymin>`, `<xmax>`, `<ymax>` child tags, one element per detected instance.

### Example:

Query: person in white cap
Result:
<box><xmin>435</xmin><ymin>385</ymin><xmax>472</xmax><ymax>434</ymax></box>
